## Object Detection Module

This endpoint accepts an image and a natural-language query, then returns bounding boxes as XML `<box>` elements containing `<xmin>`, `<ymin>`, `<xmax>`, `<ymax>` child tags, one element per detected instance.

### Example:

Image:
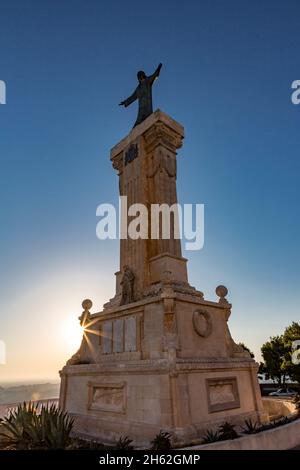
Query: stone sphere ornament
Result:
<box><xmin>216</xmin><ymin>285</ymin><xmax>228</xmax><ymax>299</ymax></box>
<box><xmin>82</xmin><ymin>299</ymin><xmax>93</xmax><ymax>311</ymax></box>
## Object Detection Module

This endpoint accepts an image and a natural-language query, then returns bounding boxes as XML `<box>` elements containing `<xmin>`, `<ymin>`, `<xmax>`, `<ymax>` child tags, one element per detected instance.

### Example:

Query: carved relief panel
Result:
<box><xmin>88</xmin><ymin>382</ymin><xmax>126</xmax><ymax>413</ymax></box>
<box><xmin>206</xmin><ymin>377</ymin><xmax>240</xmax><ymax>413</ymax></box>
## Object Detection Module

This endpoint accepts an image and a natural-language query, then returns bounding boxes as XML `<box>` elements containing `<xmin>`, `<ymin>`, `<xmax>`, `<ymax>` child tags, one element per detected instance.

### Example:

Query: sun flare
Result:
<box><xmin>60</xmin><ymin>314</ymin><xmax>84</xmax><ymax>353</ymax></box>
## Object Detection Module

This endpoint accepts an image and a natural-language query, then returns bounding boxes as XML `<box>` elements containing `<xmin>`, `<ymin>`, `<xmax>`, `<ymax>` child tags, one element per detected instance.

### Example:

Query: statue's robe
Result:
<box><xmin>123</xmin><ymin>70</ymin><xmax>160</xmax><ymax>127</ymax></box>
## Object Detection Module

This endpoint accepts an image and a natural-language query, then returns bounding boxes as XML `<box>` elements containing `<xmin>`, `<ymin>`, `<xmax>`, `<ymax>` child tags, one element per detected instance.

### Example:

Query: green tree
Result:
<box><xmin>261</xmin><ymin>336</ymin><xmax>288</xmax><ymax>385</ymax></box>
<box><xmin>283</xmin><ymin>322</ymin><xmax>300</xmax><ymax>384</ymax></box>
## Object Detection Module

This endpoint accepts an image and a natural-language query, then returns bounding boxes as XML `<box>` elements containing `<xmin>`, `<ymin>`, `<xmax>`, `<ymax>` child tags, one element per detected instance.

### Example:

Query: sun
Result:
<box><xmin>60</xmin><ymin>314</ymin><xmax>84</xmax><ymax>354</ymax></box>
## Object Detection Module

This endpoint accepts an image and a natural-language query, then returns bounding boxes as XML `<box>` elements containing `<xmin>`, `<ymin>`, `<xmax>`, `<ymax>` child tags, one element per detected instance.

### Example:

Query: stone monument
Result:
<box><xmin>59</xmin><ymin>69</ymin><xmax>266</xmax><ymax>445</ymax></box>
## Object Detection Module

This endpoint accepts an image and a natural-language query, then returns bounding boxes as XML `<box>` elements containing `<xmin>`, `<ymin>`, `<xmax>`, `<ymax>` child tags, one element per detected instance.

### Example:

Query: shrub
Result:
<box><xmin>0</xmin><ymin>402</ymin><xmax>38</xmax><ymax>449</ymax></box>
<box><xmin>151</xmin><ymin>430</ymin><xmax>172</xmax><ymax>450</ymax></box>
<box><xmin>114</xmin><ymin>436</ymin><xmax>134</xmax><ymax>450</ymax></box>
<box><xmin>0</xmin><ymin>402</ymin><xmax>73</xmax><ymax>450</ymax></box>
<box><xmin>242</xmin><ymin>419</ymin><xmax>259</xmax><ymax>434</ymax></box>
<box><xmin>37</xmin><ymin>404</ymin><xmax>74</xmax><ymax>449</ymax></box>
<box><xmin>218</xmin><ymin>422</ymin><xmax>238</xmax><ymax>441</ymax></box>
<box><xmin>201</xmin><ymin>429</ymin><xmax>220</xmax><ymax>444</ymax></box>
<box><xmin>257</xmin><ymin>416</ymin><xmax>294</xmax><ymax>433</ymax></box>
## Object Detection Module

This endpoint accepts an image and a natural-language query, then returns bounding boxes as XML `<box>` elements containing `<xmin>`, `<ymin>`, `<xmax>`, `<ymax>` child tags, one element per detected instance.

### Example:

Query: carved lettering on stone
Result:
<box><xmin>124</xmin><ymin>143</ymin><xmax>138</xmax><ymax>166</ymax></box>
<box><xmin>102</xmin><ymin>321</ymin><xmax>113</xmax><ymax>354</ymax></box>
<box><xmin>113</xmin><ymin>319</ymin><xmax>124</xmax><ymax>353</ymax></box>
<box><xmin>124</xmin><ymin>316</ymin><xmax>137</xmax><ymax>352</ymax></box>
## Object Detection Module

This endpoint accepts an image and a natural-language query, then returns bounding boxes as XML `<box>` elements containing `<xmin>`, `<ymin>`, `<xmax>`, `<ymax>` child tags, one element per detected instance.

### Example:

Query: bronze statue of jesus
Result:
<box><xmin>119</xmin><ymin>63</ymin><xmax>162</xmax><ymax>128</ymax></box>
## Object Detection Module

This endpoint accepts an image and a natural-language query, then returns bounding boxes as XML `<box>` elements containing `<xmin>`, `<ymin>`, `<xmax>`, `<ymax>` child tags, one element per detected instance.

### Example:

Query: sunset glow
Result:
<box><xmin>60</xmin><ymin>314</ymin><xmax>84</xmax><ymax>355</ymax></box>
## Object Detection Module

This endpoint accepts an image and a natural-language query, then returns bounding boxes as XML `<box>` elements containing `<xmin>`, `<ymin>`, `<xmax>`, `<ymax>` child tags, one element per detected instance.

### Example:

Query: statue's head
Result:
<box><xmin>137</xmin><ymin>70</ymin><xmax>146</xmax><ymax>82</ymax></box>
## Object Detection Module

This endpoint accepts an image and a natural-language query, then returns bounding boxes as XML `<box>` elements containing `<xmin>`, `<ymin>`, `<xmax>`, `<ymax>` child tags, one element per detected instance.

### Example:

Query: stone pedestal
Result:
<box><xmin>59</xmin><ymin>110</ymin><xmax>267</xmax><ymax>446</ymax></box>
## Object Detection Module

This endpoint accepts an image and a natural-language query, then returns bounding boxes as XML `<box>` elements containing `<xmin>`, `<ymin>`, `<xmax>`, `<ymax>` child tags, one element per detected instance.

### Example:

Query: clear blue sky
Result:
<box><xmin>0</xmin><ymin>0</ymin><xmax>299</xmax><ymax>381</ymax></box>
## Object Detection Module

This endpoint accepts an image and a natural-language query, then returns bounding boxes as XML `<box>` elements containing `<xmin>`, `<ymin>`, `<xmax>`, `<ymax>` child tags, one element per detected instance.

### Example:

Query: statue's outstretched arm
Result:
<box><xmin>119</xmin><ymin>89</ymin><xmax>138</xmax><ymax>107</ymax></box>
<box><xmin>149</xmin><ymin>63</ymin><xmax>162</xmax><ymax>85</ymax></box>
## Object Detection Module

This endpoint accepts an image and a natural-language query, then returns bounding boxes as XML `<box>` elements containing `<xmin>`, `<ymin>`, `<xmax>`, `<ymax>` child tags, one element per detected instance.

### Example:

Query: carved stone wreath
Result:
<box><xmin>192</xmin><ymin>309</ymin><xmax>213</xmax><ymax>338</ymax></box>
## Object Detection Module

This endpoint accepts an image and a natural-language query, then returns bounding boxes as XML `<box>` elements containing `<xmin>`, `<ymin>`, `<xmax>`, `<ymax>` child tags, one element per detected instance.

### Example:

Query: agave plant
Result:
<box><xmin>218</xmin><ymin>421</ymin><xmax>239</xmax><ymax>440</ymax></box>
<box><xmin>242</xmin><ymin>419</ymin><xmax>259</xmax><ymax>434</ymax></box>
<box><xmin>38</xmin><ymin>404</ymin><xmax>74</xmax><ymax>449</ymax></box>
<box><xmin>0</xmin><ymin>402</ymin><xmax>73</xmax><ymax>450</ymax></box>
<box><xmin>0</xmin><ymin>402</ymin><xmax>38</xmax><ymax>449</ymax></box>
<box><xmin>114</xmin><ymin>435</ymin><xmax>134</xmax><ymax>450</ymax></box>
<box><xmin>201</xmin><ymin>429</ymin><xmax>220</xmax><ymax>444</ymax></box>
<box><xmin>151</xmin><ymin>430</ymin><xmax>172</xmax><ymax>450</ymax></box>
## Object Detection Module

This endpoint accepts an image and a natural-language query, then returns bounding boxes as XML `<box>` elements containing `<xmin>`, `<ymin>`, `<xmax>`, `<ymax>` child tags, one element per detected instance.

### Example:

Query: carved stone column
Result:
<box><xmin>110</xmin><ymin>109</ymin><xmax>188</xmax><ymax>302</ymax></box>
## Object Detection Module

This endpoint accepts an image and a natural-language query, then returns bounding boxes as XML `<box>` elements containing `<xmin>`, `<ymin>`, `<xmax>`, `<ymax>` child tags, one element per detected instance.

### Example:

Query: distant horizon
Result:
<box><xmin>0</xmin><ymin>378</ymin><xmax>60</xmax><ymax>387</ymax></box>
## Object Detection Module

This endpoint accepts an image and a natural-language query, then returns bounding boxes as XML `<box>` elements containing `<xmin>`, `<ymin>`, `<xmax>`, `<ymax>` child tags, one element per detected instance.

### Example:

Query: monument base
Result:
<box><xmin>59</xmin><ymin>288</ymin><xmax>267</xmax><ymax>446</ymax></box>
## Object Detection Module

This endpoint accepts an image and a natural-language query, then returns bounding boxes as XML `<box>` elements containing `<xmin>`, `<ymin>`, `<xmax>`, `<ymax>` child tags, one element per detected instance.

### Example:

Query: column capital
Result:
<box><xmin>110</xmin><ymin>109</ymin><xmax>184</xmax><ymax>173</ymax></box>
